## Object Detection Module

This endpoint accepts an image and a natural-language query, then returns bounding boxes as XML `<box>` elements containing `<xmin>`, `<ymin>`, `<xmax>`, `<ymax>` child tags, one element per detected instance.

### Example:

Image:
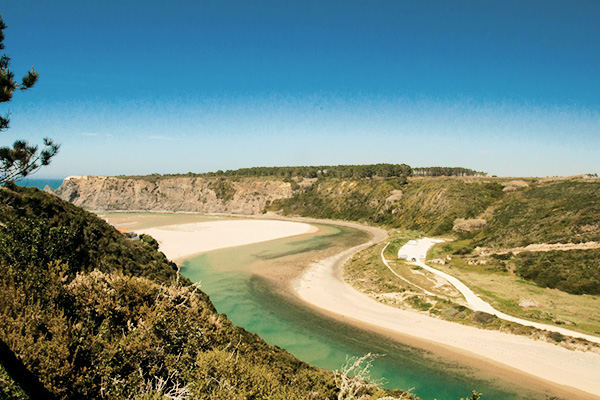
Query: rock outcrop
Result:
<box><xmin>55</xmin><ymin>175</ymin><xmax>294</xmax><ymax>214</ymax></box>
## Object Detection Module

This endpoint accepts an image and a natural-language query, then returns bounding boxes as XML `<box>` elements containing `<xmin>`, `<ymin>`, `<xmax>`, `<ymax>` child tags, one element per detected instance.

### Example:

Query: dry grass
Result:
<box><xmin>452</xmin><ymin>218</ymin><xmax>487</xmax><ymax>232</ymax></box>
<box><xmin>502</xmin><ymin>180</ymin><xmax>530</xmax><ymax>193</ymax></box>
<box><xmin>426</xmin><ymin>252</ymin><xmax>600</xmax><ymax>336</ymax></box>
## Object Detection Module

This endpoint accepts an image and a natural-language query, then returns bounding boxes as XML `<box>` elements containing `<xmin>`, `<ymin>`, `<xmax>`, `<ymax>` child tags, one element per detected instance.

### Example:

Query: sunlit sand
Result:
<box><xmin>138</xmin><ymin>219</ymin><xmax>318</xmax><ymax>261</ymax></box>
<box><xmin>295</xmin><ymin>235</ymin><xmax>600</xmax><ymax>399</ymax></box>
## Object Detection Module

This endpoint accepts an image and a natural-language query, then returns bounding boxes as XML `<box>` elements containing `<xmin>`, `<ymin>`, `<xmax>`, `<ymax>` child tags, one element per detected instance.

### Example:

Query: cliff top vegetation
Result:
<box><xmin>116</xmin><ymin>164</ymin><xmax>486</xmax><ymax>182</ymax></box>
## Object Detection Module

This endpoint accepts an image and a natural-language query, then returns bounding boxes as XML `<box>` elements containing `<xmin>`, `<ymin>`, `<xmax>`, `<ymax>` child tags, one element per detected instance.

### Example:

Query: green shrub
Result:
<box><xmin>472</xmin><ymin>311</ymin><xmax>498</xmax><ymax>325</ymax></box>
<box><xmin>139</xmin><ymin>233</ymin><xmax>159</xmax><ymax>250</ymax></box>
<box><xmin>547</xmin><ymin>331</ymin><xmax>565</xmax><ymax>343</ymax></box>
<box><xmin>0</xmin><ymin>187</ymin><xmax>344</xmax><ymax>399</ymax></box>
<box><xmin>514</xmin><ymin>250</ymin><xmax>600</xmax><ymax>295</ymax></box>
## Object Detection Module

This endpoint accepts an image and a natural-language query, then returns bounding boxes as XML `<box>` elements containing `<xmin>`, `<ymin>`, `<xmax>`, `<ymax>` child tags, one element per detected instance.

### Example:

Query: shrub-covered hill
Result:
<box><xmin>54</xmin><ymin>171</ymin><xmax>600</xmax><ymax>295</ymax></box>
<box><xmin>269</xmin><ymin>176</ymin><xmax>599</xmax><ymax>244</ymax></box>
<box><xmin>268</xmin><ymin>176</ymin><xmax>505</xmax><ymax>235</ymax></box>
<box><xmin>438</xmin><ymin>179</ymin><xmax>600</xmax><ymax>295</ymax></box>
<box><xmin>472</xmin><ymin>179</ymin><xmax>600</xmax><ymax>249</ymax></box>
<box><xmin>0</xmin><ymin>185</ymin><xmax>407</xmax><ymax>400</ymax></box>
<box><xmin>268</xmin><ymin>176</ymin><xmax>600</xmax><ymax>295</ymax></box>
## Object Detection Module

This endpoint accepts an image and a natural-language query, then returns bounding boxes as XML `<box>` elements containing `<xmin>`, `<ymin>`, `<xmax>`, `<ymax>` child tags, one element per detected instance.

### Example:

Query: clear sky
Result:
<box><xmin>1</xmin><ymin>0</ymin><xmax>599</xmax><ymax>178</ymax></box>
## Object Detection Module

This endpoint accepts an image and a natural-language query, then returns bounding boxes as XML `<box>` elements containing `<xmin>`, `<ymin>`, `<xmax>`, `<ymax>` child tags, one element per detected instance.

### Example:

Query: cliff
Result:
<box><xmin>54</xmin><ymin>175</ymin><xmax>506</xmax><ymax>234</ymax></box>
<box><xmin>55</xmin><ymin>174</ymin><xmax>600</xmax><ymax>248</ymax></box>
<box><xmin>55</xmin><ymin>175</ymin><xmax>294</xmax><ymax>214</ymax></box>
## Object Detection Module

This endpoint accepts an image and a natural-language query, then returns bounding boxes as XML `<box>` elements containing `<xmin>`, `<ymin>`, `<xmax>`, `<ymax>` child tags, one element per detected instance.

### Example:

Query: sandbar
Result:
<box><xmin>137</xmin><ymin>219</ymin><xmax>317</xmax><ymax>261</ymax></box>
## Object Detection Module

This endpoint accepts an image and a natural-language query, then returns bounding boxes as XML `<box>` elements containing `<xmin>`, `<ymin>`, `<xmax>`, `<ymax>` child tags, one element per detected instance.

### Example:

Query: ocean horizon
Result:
<box><xmin>15</xmin><ymin>178</ymin><xmax>64</xmax><ymax>190</ymax></box>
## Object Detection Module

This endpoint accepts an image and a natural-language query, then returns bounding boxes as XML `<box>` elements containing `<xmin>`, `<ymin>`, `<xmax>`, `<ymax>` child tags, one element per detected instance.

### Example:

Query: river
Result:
<box><xmin>179</xmin><ymin>222</ymin><xmax>563</xmax><ymax>400</ymax></box>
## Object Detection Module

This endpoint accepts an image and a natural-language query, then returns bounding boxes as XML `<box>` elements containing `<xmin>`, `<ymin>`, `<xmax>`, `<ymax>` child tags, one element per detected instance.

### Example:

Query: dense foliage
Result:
<box><xmin>118</xmin><ymin>163</ymin><xmax>415</xmax><ymax>181</ymax></box>
<box><xmin>514</xmin><ymin>249</ymin><xmax>600</xmax><ymax>295</ymax></box>
<box><xmin>0</xmin><ymin>184</ymin><xmax>178</xmax><ymax>283</ymax></box>
<box><xmin>0</xmin><ymin>186</ymin><xmax>414</xmax><ymax>399</ymax></box>
<box><xmin>475</xmin><ymin>180</ymin><xmax>600</xmax><ymax>248</ymax></box>
<box><xmin>434</xmin><ymin>179</ymin><xmax>600</xmax><ymax>295</ymax></box>
<box><xmin>270</xmin><ymin>177</ymin><xmax>504</xmax><ymax>235</ymax></box>
<box><xmin>269</xmin><ymin>177</ymin><xmax>408</xmax><ymax>222</ymax></box>
<box><xmin>268</xmin><ymin>175</ymin><xmax>600</xmax><ymax>296</ymax></box>
<box><xmin>412</xmin><ymin>167</ymin><xmax>486</xmax><ymax>177</ymax></box>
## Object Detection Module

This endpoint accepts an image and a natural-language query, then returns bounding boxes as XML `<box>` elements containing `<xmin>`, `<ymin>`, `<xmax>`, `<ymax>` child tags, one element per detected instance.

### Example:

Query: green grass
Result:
<box><xmin>427</xmin><ymin>243</ymin><xmax>600</xmax><ymax>337</ymax></box>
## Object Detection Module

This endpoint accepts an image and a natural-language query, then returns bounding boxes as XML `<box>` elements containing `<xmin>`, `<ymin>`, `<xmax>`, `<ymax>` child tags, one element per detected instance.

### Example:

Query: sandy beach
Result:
<box><xmin>136</xmin><ymin>219</ymin><xmax>318</xmax><ymax>261</ymax></box>
<box><xmin>123</xmin><ymin>215</ymin><xmax>600</xmax><ymax>399</ymax></box>
<box><xmin>294</xmin><ymin>231</ymin><xmax>600</xmax><ymax>399</ymax></box>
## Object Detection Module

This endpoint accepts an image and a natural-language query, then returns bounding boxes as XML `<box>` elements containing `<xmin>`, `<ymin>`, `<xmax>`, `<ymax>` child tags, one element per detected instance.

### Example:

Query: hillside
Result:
<box><xmin>54</xmin><ymin>173</ymin><xmax>600</xmax><ymax>297</ymax></box>
<box><xmin>473</xmin><ymin>179</ymin><xmax>600</xmax><ymax>248</ymax></box>
<box><xmin>268</xmin><ymin>176</ymin><xmax>504</xmax><ymax>235</ymax></box>
<box><xmin>55</xmin><ymin>174</ymin><xmax>505</xmax><ymax>236</ymax></box>
<box><xmin>448</xmin><ymin>179</ymin><xmax>600</xmax><ymax>295</ymax></box>
<box><xmin>0</xmin><ymin>185</ymin><xmax>409</xmax><ymax>400</ymax></box>
<box><xmin>54</xmin><ymin>175</ymin><xmax>295</xmax><ymax>214</ymax></box>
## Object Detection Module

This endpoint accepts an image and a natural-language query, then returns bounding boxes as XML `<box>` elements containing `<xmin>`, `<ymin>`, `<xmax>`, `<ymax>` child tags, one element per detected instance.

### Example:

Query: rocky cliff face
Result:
<box><xmin>55</xmin><ymin>175</ymin><xmax>294</xmax><ymax>214</ymax></box>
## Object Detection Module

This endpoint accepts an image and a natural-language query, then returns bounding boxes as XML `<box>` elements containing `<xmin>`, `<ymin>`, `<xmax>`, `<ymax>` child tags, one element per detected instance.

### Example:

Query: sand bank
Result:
<box><xmin>138</xmin><ymin>219</ymin><xmax>317</xmax><ymax>261</ymax></box>
<box><xmin>295</xmin><ymin>235</ymin><xmax>600</xmax><ymax>399</ymax></box>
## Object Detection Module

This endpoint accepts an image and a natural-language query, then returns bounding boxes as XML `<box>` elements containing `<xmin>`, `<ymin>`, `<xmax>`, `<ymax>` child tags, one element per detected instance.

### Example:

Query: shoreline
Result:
<box><xmin>103</xmin><ymin>212</ymin><xmax>600</xmax><ymax>399</ymax></box>
<box><xmin>293</xmin><ymin>222</ymin><xmax>600</xmax><ymax>400</ymax></box>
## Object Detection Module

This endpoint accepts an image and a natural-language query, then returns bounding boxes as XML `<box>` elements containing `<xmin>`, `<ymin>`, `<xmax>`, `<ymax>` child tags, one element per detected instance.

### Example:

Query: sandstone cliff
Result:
<box><xmin>55</xmin><ymin>175</ymin><xmax>294</xmax><ymax>214</ymax></box>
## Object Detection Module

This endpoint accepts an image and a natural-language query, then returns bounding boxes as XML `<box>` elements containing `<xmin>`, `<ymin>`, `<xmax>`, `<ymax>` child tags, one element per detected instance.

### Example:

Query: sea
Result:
<box><xmin>14</xmin><ymin>178</ymin><xmax>65</xmax><ymax>191</ymax></box>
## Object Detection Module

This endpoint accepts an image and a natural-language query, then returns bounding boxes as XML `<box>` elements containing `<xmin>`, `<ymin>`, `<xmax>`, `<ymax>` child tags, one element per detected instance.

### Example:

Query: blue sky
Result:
<box><xmin>1</xmin><ymin>0</ymin><xmax>599</xmax><ymax>178</ymax></box>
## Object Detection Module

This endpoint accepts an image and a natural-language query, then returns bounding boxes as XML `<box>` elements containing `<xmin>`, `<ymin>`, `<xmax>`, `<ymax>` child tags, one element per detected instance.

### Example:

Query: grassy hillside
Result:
<box><xmin>450</xmin><ymin>179</ymin><xmax>600</xmax><ymax>295</ymax></box>
<box><xmin>0</xmin><ymin>185</ymin><xmax>409</xmax><ymax>400</ymax></box>
<box><xmin>267</xmin><ymin>175</ymin><xmax>600</xmax><ymax>296</ymax></box>
<box><xmin>474</xmin><ymin>180</ymin><xmax>600</xmax><ymax>248</ymax></box>
<box><xmin>269</xmin><ymin>177</ymin><xmax>504</xmax><ymax>235</ymax></box>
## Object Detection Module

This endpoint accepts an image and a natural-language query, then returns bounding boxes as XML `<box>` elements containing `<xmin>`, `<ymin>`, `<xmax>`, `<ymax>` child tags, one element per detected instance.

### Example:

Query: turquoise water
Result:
<box><xmin>15</xmin><ymin>178</ymin><xmax>64</xmax><ymax>190</ymax></box>
<box><xmin>181</xmin><ymin>230</ymin><xmax>562</xmax><ymax>400</ymax></box>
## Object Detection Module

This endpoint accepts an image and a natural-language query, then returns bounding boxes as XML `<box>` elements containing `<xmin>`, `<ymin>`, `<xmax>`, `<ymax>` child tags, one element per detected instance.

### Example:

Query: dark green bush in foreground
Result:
<box><xmin>0</xmin><ymin>186</ymin><xmax>410</xmax><ymax>399</ymax></box>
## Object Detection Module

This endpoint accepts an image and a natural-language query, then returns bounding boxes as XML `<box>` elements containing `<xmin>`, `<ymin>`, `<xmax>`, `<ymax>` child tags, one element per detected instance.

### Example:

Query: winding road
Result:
<box><xmin>394</xmin><ymin>238</ymin><xmax>600</xmax><ymax>344</ymax></box>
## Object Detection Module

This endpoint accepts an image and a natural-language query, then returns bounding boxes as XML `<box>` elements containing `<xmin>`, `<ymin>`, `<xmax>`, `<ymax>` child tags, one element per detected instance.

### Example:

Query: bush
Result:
<box><xmin>547</xmin><ymin>331</ymin><xmax>565</xmax><ymax>343</ymax></box>
<box><xmin>453</xmin><ymin>218</ymin><xmax>487</xmax><ymax>232</ymax></box>
<box><xmin>514</xmin><ymin>249</ymin><xmax>600</xmax><ymax>295</ymax></box>
<box><xmin>139</xmin><ymin>234</ymin><xmax>159</xmax><ymax>250</ymax></box>
<box><xmin>472</xmin><ymin>311</ymin><xmax>498</xmax><ymax>325</ymax></box>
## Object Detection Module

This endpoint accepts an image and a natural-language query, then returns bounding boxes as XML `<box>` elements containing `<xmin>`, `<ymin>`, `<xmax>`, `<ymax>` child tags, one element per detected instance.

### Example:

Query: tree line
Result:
<box><xmin>211</xmin><ymin>163</ymin><xmax>413</xmax><ymax>179</ymax></box>
<box><xmin>412</xmin><ymin>167</ymin><xmax>487</xmax><ymax>177</ymax></box>
<box><xmin>119</xmin><ymin>164</ymin><xmax>490</xmax><ymax>182</ymax></box>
